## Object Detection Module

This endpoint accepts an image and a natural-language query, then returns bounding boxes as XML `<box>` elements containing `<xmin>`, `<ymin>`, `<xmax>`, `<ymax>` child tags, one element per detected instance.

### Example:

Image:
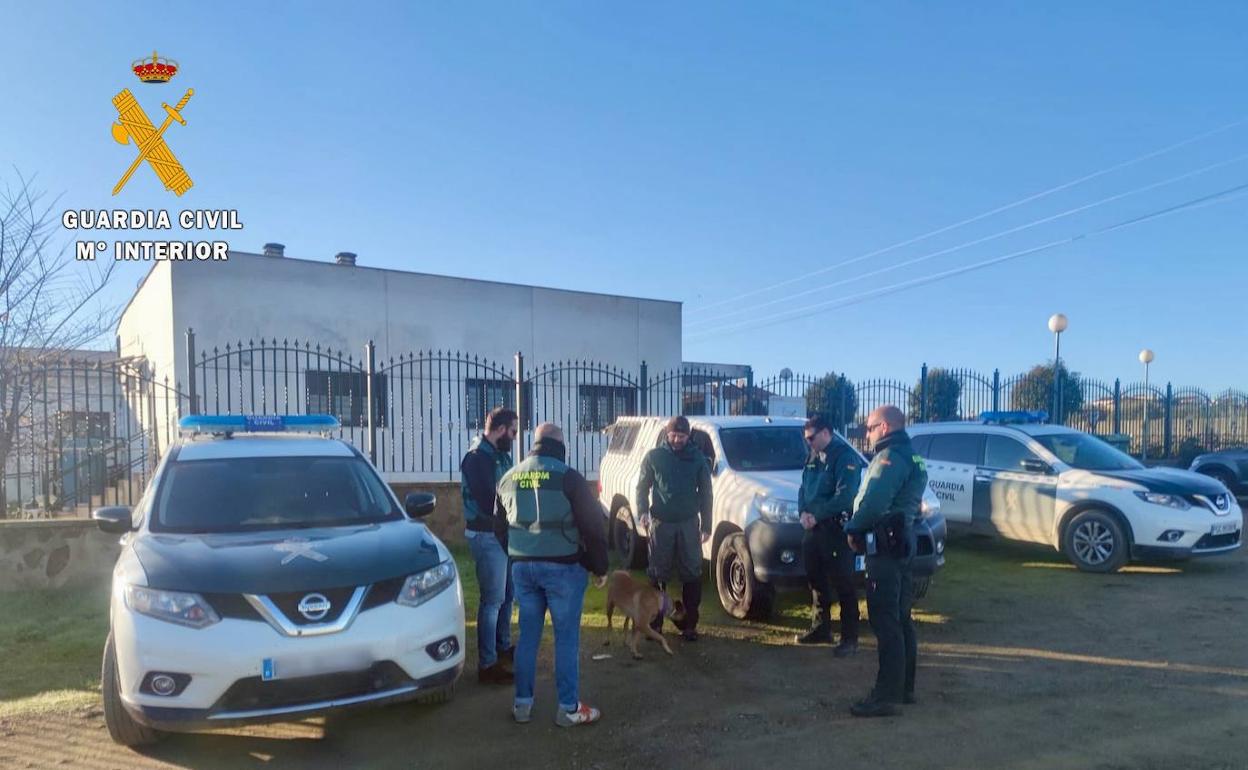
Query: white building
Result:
<box><xmin>116</xmin><ymin>245</ymin><xmax>683</xmax><ymax>479</ymax></box>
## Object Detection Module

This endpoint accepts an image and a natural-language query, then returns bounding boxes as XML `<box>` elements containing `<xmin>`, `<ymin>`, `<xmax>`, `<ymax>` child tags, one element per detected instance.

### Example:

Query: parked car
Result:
<box><xmin>1189</xmin><ymin>447</ymin><xmax>1248</xmax><ymax>497</ymax></box>
<box><xmin>909</xmin><ymin>412</ymin><xmax>1243</xmax><ymax>573</ymax></box>
<box><xmin>598</xmin><ymin>416</ymin><xmax>947</xmax><ymax>620</ymax></box>
<box><xmin>92</xmin><ymin>414</ymin><xmax>464</xmax><ymax>747</ymax></box>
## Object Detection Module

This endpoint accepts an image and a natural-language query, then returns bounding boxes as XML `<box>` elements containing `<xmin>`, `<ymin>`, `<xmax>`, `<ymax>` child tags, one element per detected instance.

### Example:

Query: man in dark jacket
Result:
<box><xmin>499</xmin><ymin>422</ymin><xmax>609</xmax><ymax>727</ymax></box>
<box><xmin>637</xmin><ymin>415</ymin><xmax>713</xmax><ymax>641</ymax></box>
<box><xmin>460</xmin><ymin>407</ymin><xmax>517</xmax><ymax>685</ymax></box>
<box><xmin>845</xmin><ymin>405</ymin><xmax>928</xmax><ymax>717</ymax></box>
<box><xmin>796</xmin><ymin>414</ymin><xmax>861</xmax><ymax>655</ymax></box>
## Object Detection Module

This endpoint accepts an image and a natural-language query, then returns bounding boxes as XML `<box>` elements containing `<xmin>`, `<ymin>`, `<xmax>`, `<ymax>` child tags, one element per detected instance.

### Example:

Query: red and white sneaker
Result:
<box><xmin>555</xmin><ymin>702</ymin><xmax>601</xmax><ymax>727</ymax></box>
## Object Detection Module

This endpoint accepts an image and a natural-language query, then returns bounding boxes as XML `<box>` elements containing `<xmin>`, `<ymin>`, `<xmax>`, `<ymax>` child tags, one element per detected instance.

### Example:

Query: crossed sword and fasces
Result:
<box><xmin>111</xmin><ymin>87</ymin><xmax>194</xmax><ymax>196</ymax></box>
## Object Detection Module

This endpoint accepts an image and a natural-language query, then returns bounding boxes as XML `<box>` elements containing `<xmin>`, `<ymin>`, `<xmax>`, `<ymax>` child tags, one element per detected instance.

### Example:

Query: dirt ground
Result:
<box><xmin>2</xmin><ymin>536</ymin><xmax>1246</xmax><ymax>770</ymax></box>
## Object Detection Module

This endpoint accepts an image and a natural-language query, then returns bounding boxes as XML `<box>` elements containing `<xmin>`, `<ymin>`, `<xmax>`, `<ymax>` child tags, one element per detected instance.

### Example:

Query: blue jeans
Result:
<box><xmin>512</xmin><ymin>560</ymin><xmax>588</xmax><ymax>713</ymax></box>
<box><xmin>467</xmin><ymin>531</ymin><xmax>513</xmax><ymax>668</ymax></box>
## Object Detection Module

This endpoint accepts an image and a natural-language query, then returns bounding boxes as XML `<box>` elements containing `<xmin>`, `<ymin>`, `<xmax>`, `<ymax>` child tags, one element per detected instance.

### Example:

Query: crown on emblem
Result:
<box><xmin>132</xmin><ymin>50</ymin><xmax>178</xmax><ymax>83</ymax></box>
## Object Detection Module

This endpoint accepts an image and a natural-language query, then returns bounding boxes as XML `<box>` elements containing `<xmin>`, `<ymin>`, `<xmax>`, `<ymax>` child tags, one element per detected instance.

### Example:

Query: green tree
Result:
<box><xmin>804</xmin><ymin>373</ymin><xmax>857</xmax><ymax>429</ymax></box>
<box><xmin>1009</xmin><ymin>362</ymin><xmax>1085</xmax><ymax>420</ymax></box>
<box><xmin>910</xmin><ymin>368</ymin><xmax>961</xmax><ymax>422</ymax></box>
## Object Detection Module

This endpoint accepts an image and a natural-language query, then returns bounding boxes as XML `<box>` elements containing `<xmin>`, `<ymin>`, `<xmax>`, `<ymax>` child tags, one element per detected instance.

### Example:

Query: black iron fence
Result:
<box><xmin>5</xmin><ymin>329</ymin><xmax>1246</xmax><ymax>516</ymax></box>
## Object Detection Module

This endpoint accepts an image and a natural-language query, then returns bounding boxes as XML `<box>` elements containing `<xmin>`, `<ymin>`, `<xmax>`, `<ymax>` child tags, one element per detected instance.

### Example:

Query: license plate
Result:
<box><xmin>1211</xmin><ymin>522</ymin><xmax>1239</xmax><ymax>536</ymax></box>
<box><xmin>854</xmin><ymin>555</ymin><xmax>865</xmax><ymax>572</ymax></box>
<box><xmin>261</xmin><ymin>649</ymin><xmax>371</xmax><ymax>681</ymax></box>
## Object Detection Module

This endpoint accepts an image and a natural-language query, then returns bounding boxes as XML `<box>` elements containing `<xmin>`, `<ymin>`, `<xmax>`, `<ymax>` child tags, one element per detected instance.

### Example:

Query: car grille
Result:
<box><xmin>1194</xmin><ymin>531</ymin><xmax>1241</xmax><ymax>550</ymax></box>
<box><xmin>213</xmin><ymin>661</ymin><xmax>414</xmax><ymax>713</ymax></box>
<box><xmin>205</xmin><ymin>577</ymin><xmax>408</xmax><ymax>624</ymax></box>
<box><xmin>915</xmin><ymin>536</ymin><xmax>934</xmax><ymax>556</ymax></box>
<box><xmin>268</xmin><ymin>586</ymin><xmax>357</xmax><ymax>626</ymax></box>
<box><xmin>203</xmin><ymin>593</ymin><xmax>264</xmax><ymax>621</ymax></box>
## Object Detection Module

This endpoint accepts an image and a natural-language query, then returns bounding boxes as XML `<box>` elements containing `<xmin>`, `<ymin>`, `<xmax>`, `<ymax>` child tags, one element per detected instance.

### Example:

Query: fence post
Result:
<box><xmin>838</xmin><ymin>374</ymin><xmax>849</xmax><ymax>434</ymax></box>
<box><xmin>365</xmin><ymin>340</ymin><xmax>376</xmax><ymax>464</ymax></box>
<box><xmin>185</xmin><ymin>328</ymin><xmax>198</xmax><ymax>415</ymax></box>
<box><xmin>919</xmin><ymin>363</ymin><xmax>929</xmax><ymax>423</ymax></box>
<box><xmin>1112</xmin><ymin>379</ymin><xmax>1122</xmax><ymax>434</ymax></box>
<box><xmin>745</xmin><ymin>365</ymin><xmax>755</xmax><ymax>416</ymax></box>
<box><xmin>514</xmin><ymin>352</ymin><xmax>525</xmax><ymax>463</ymax></box>
<box><xmin>1163</xmin><ymin>382</ymin><xmax>1173</xmax><ymax>458</ymax></box>
<box><xmin>992</xmin><ymin>369</ymin><xmax>1000</xmax><ymax>413</ymax></box>
<box><xmin>639</xmin><ymin>361</ymin><xmax>648</xmax><ymax>415</ymax></box>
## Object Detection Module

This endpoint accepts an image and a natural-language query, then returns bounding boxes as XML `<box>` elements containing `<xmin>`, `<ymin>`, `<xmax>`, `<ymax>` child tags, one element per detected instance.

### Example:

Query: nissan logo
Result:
<box><xmin>297</xmin><ymin>593</ymin><xmax>332</xmax><ymax>621</ymax></box>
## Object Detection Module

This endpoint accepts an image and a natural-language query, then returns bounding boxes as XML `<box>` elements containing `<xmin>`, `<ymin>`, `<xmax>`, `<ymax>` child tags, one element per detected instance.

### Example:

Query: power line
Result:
<box><xmin>684</xmin><ymin>152</ymin><xmax>1248</xmax><ymax>328</ymax></box>
<box><xmin>686</xmin><ymin>180</ymin><xmax>1248</xmax><ymax>342</ymax></box>
<box><xmin>685</xmin><ymin>116</ymin><xmax>1248</xmax><ymax>316</ymax></box>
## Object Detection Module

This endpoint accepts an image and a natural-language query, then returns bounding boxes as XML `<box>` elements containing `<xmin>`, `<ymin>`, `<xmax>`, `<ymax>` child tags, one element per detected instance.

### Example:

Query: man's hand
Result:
<box><xmin>799</xmin><ymin>512</ymin><xmax>816</xmax><ymax>530</ymax></box>
<box><xmin>594</xmin><ymin>574</ymin><xmax>609</xmax><ymax>589</ymax></box>
<box><xmin>847</xmin><ymin>533</ymin><xmax>862</xmax><ymax>553</ymax></box>
<box><xmin>639</xmin><ymin>513</ymin><xmax>652</xmax><ymax>533</ymax></box>
<box><xmin>700</xmin><ymin>531</ymin><xmax>711</xmax><ymax>545</ymax></box>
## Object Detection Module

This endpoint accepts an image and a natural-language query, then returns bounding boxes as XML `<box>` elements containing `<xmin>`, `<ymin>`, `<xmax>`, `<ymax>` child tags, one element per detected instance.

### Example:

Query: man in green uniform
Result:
<box><xmin>637</xmin><ymin>416</ymin><xmax>713</xmax><ymax>641</ymax></box>
<box><xmin>795</xmin><ymin>414</ymin><xmax>861</xmax><ymax>655</ymax></box>
<box><xmin>845</xmin><ymin>405</ymin><xmax>928</xmax><ymax>717</ymax></box>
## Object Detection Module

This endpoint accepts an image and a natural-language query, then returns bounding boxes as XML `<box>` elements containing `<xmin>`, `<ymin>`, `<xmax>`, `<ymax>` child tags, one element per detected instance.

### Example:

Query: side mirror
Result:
<box><xmin>92</xmin><ymin>506</ymin><xmax>133</xmax><ymax>534</ymax></box>
<box><xmin>1020</xmin><ymin>458</ymin><xmax>1054</xmax><ymax>475</ymax></box>
<box><xmin>404</xmin><ymin>492</ymin><xmax>437</xmax><ymax>518</ymax></box>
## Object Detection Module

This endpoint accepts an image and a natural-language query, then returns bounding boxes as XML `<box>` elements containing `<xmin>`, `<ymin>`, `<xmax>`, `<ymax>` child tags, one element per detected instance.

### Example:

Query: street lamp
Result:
<box><xmin>1048</xmin><ymin>314</ymin><xmax>1068</xmax><ymax>423</ymax></box>
<box><xmin>1139</xmin><ymin>348</ymin><xmax>1155</xmax><ymax>462</ymax></box>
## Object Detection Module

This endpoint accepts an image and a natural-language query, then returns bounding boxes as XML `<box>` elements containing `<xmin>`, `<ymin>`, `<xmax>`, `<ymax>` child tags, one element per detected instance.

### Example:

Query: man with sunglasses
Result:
<box><xmin>845</xmin><ymin>405</ymin><xmax>928</xmax><ymax>717</ymax></box>
<box><xmin>461</xmin><ymin>407</ymin><xmax>520</xmax><ymax>684</ymax></box>
<box><xmin>795</xmin><ymin>414</ymin><xmax>861</xmax><ymax>655</ymax></box>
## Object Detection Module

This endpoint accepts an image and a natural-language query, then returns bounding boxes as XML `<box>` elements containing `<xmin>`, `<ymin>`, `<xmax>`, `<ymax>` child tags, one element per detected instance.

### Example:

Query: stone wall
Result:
<box><xmin>0</xmin><ymin>520</ymin><xmax>122</xmax><ymax>591</ymax></box>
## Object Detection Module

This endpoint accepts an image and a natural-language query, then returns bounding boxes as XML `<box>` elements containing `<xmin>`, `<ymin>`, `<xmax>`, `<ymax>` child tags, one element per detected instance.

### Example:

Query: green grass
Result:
<box><xmin>0</xmin><ymin>584</ymin><xmax>110</xmax><ymax>717</ymax></box>
<box><xmin>0</xmin><ymin>537</ymin><xmax>1085</xmax><ymax>718</ymax></box>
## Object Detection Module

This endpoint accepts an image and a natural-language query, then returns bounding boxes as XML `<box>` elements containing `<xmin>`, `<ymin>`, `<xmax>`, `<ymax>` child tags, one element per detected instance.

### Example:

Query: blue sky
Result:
<box><xmin>3</xmin><ymin>1</ymin><xmax>1246</xmax><ymax>391</ymax></box>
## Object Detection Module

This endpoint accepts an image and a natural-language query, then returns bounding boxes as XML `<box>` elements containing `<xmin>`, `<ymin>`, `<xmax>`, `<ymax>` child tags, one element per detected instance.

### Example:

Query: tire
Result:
<box><xmin>1202</xmin><ymin>468</ymin><xmax>1237</xmax><ymax>495</ymax></box>
<box><xmin>414</xmin><ymin>682</ymin><xmax>455</xmax><ymax>706</ymax></box>
<box><xmin>714</xmin><ymin>532</ymin><xmax>775</xmax><ymax>620</ymax></box>
<box><xmin>101</xmin><ymin>631</ymin><xmax>162</xmax><ymax>747</ymax></box>
<box><xmin>912</xmin><ymin>576</ymin><xmax>931</xmax><ymax>600</ymax></box>
<box><xmin>1062</xmin><ymin>509</ymin><xmax>1130</xmax><ymax>573</ymax></box>
<box><xmin>613</xmin><ymin>505</ymin><xmax>648</xmax><ymax>570</ymax></box>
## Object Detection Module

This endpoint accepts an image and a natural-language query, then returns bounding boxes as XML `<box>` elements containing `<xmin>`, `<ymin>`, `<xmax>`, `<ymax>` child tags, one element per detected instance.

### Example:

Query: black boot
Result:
<box><xmin>833</xmin><ymin>637</ymin><xmax>858</xmax><ymax>657</ymax></box>
<box><xmin>680</xmin><ymin>581</ymin><xmax>702</xmax><ymax>639</ymax></box>
<box><xmin>850</xmin><ymin>698</ymin><xmax>900</xmax><ymax>718</ymax></box>
<box><xmin>795</xmin><ymin>609</ymin><xmax>832</xmax><ymax>645</ymax></box>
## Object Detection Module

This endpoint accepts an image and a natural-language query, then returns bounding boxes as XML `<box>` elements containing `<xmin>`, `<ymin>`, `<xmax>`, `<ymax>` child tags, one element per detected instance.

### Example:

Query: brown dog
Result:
<box><xmin>598</xmin><ymin>570</ymin><xmax>682</xmax><ymax>659</ymax></box>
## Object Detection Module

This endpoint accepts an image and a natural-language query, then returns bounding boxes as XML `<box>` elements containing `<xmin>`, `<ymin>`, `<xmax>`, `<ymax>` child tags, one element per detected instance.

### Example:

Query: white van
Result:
<box><xmin>598</xmin><ymin>416</ymin><xmax>947</xmax><ymax>619</ymax></box>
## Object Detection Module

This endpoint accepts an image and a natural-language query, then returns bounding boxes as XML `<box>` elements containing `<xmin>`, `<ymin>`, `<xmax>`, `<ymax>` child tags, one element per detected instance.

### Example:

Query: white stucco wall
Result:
<box><xmin>139</xmin><ymin>251</ymin><xmax>681</xmax><ymax>380</ymax></box>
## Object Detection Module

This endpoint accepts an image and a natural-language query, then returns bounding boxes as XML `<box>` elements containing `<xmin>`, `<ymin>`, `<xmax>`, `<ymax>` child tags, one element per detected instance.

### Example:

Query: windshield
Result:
<box><xmin>719</xmin><ymin>427</ymin><xmax>813</xmax><ymax>472</ymax></box>
<box><xmin>1033</xmin><ymin>433</ymin><xmax>1143</xmax><ymax>472</ymax></box>
<box><xmin>152</xmin><ymin>456</ymin><xmax>402</xmax><ymax>533</ymax></box>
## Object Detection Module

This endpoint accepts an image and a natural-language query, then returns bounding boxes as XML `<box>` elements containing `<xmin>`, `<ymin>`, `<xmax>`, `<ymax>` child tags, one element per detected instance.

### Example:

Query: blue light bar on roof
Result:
<box><xmin>177</xmin><ymin>415</ymin><xmax>341</xmax><ymax>434</ymax></box>
<box><xmin>980</xmin><ymin>410</ymin><xmax>1049</xmax><ymax>425</ymax></box>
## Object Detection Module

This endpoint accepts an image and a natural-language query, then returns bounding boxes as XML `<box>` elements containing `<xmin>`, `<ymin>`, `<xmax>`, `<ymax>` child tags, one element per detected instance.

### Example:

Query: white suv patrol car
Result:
<box><xmin>599</xmin><ymin>416</ymin><xmax>946</xmax><ymax>619</ymax></box>
<box><xmin>92</xmin><ymin>415</ymin><xmax>465</xmax><ymax>747</ymax></box>
<box><xmin>910</xmin><ymin>412</ymin><xmax>1243</xmax><ymax>572</ymax></box>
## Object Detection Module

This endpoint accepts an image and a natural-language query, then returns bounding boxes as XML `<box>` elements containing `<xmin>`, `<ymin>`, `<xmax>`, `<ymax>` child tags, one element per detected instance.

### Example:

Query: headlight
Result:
<box><xmin>756</xmin><ymin>496</ymin><xmax>801</xmax><ymax>524</ymax></box>
<box><xmin>397</xmin><ymin>561</ymin><xmax>456</xmax><ymax>607</ymax></box>
<box><xmin>124</xmin><ymin>585</ymin><xmax>220</xmax><ymax>629</ymax></box>
<box><xmin>1134</xmin><ymin>491</ymin><xmax>1191</xmax><ymax>510</ymax></box>
<box><xmin>920</xmin><ymin>496</ymin><xmax>941</xmax><ymax>518</ymax></box>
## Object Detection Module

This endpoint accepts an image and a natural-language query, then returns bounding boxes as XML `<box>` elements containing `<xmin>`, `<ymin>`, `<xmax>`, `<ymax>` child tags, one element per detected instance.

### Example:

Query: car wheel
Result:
<box><xmin>1202</xmin><ymin>468</ymin><xmax>1237</xmax><ymax>494</ymax></box>
<box><xmin>101</xmin><ymin>631</ymin><xmax>162</xmax><ymax>747</ymax></box>
<box><xmin>613</xmin><ymin>505</ymin><xmax>648</xmax><ymax>569</ymax></box>
<box><xmin>1062</xmin><ymin>510</ymin><xmax>1129</xmax><ymax>573</ymax></box>
<box><xmin>912</xmin><ymin>576</ymin><xmax>931</xmax><ymax>600</ymax></box>
<box><xmin>715</xmin><ymin>532</ymin><xmax>774</xmax><ymax>620</ymax></box>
